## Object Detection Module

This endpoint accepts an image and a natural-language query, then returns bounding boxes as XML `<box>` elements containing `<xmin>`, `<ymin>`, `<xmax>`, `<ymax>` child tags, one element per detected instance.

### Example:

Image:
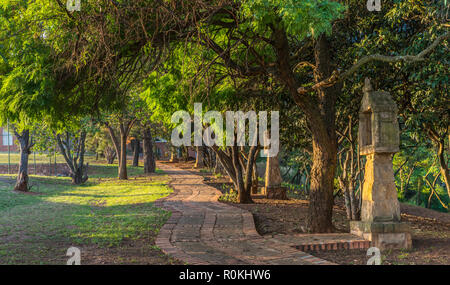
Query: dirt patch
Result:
<box><xmin>309</xmin><ymin>205</ymin><xmax>450</xmax><ymax>265</ymax></box>
<box><xmin>2</xmin><ymin>235</ymin><xmax>183</xmax><ymax>265</ymax></box>
<box><xmin>400</xmin><ymin>203</ymin><xmax>450</xmax><ymax>224</ymax></box>
<box><xmin>231</xmin><ymin>199</ymin><xmax>349</xmax><ymax>235</ymax></box>
<box><xmin>236</xmin><ymin>198</ymin><xmax>450</xmax><ymax>265</ymax></box>
<box><xmin>78</xmin><ymin>239</ymin><xmax>183</xmax><ymax>265</ymax></box>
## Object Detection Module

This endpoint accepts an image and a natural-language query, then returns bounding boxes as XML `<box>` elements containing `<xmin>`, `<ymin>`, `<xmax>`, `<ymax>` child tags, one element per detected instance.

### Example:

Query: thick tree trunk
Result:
<box><xmin>132</xmin><ymin>139</ymin><xmax>140</xmax><ymax>167</ymax></box>
<box><xmin>308</xmin><ymin>134</ymin><xmax>337</xmax><ymax>232</ymax></box>
<box><xmin>306</xmin><ymin>35</ymin><xmax>338</xmax><ymax>233</ymax></box>
<box><xmin>143</xmin><ymin>127</ymin><xmax>156</xmax><ymax>173</ymax></box>
<box><xmin>70</xmin><ymin>164</ymin><xmax>89</xmax><ymax>184</ymax></box>
<box><xmin>118</xmin><ymin>134</ymin><xmax>128</xmax><ymax>180</ymax></box>
<box><xmin>272</xmin><ymin>29</ymin><xmax>338</xmax><ymax>232</ymax></box>
<box><xmin>14</xmin><ymin>129</ymin><xmax>31</xmax><ymax>191</ymax></box>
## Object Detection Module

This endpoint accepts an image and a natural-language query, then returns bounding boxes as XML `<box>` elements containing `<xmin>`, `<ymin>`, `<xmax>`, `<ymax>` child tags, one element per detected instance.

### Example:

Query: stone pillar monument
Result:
<box><xmin>350</xmin><ymin>78</ymin><xmax>412</xmax><ymax>249</ymax></box>
<box><xmin>264</xmin><ymin>131</ymin><xmax>287</xmax><ymax>199</ymax></box>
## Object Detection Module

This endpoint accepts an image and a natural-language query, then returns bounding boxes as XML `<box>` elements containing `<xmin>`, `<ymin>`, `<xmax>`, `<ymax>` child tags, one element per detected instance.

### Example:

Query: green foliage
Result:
<box><xmin>394</xmin><ymin>144</ymin><xmax>449</xmax><ymax>212</ymax></box>
<box><xmin>0</xmin><ymin>1</ymin><xmax>58</xmax><ymax>125</ymax></box>
<box><xmin>218</xmin><ymin>184</ymin><xmax>238</xmax><ymax>203</ymax></box>
<box><xmin>239</xmin><ymin>0</ymin><xmax>345</xmax><ymax>38</ymax></box>
<box><xmin>0</xmin><ymin>0</ymin><xmax>448</xmax><ymax>216</ymax></box>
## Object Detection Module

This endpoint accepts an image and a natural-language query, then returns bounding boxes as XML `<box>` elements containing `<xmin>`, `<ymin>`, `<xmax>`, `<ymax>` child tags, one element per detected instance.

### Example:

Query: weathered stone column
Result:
<box><xmin>350</xmin><ymin>78</ymin><xmax>411</xmax><ymax>249</ymax></box>
<box><xmin>264</xmin><ymin>131</ymin><xmax>287</xmax><ymax>199</ymax></box>
<box><xmin>361</xmin><ymin>153</ymin><xmax>400</xmax><ymax>222</ymax></box>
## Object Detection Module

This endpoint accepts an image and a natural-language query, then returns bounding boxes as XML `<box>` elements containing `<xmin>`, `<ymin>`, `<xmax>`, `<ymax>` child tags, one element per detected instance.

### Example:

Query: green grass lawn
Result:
<box><xmin>0</xmin><ymin>164</ymin><xmax>176</xmax><ymax>265</ymax></box>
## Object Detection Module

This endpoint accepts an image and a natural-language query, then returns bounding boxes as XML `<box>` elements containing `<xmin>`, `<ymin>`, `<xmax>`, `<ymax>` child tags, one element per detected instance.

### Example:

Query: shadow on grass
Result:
<box><xmin>0</xmin><ymin>166</ymin><xmax>173</xmax><ymax>264</ymax></box>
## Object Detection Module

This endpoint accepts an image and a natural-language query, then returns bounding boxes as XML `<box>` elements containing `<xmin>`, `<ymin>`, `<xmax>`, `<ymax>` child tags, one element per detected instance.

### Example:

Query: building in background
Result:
<box><xmin>153</xmin><ymin>138</ymin><xmax>195</xmax><ymax>161</ymax></box>
<box><xmin>154</xmin><ymin>138</ymin><xmax>169</xmax><ymax>160</ymax></box>
<box><xmin>0</xmin><ymin>127</ymin><xmax>17</xmax><ymax>152</ymax></box>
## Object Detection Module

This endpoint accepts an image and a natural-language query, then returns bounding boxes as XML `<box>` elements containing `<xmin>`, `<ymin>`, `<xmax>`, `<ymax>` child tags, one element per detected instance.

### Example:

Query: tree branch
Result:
<box><xmin>297</xmin><ymin>32</ymin><xmax>449</xmax><ymax>95</ymax></box>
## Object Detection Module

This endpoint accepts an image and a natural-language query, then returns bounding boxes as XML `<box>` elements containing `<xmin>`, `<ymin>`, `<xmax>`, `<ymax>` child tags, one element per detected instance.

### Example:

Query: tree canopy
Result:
<box><xmin>0</xmin><ymin>0</ymin><xmax>448</xmax><ymax>230</ymax></box>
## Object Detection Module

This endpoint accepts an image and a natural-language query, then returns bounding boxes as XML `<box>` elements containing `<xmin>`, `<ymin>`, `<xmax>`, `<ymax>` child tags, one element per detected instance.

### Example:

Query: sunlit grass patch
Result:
<box><xmin>0</xmin><ymin>166</ymin><xmax>172</xmax><ymax>264</ymax></box>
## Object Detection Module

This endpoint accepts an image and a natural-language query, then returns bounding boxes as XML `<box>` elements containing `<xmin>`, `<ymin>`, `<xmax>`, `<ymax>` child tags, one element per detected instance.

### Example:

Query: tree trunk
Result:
<box><xmin>306</xmin><ymin>35</ymin><xmax>338</xmax><ymax>233</ymax></box>
<box><xmin>104</xmin><ymin>146</ymin><xmax>116</xmax><ymax>164</ymax></box>
<box><xmin>214</xmin><ymin>154</ymin><xmax>223</xmax><ymax>174</ymax></box>
<box><xmin>242</xmin><ymin>146</ymin><xmax>258</xmax><ymax>203</ymax></box>
<box><xmin>169</xmin><ymin>146</ymin><xmax>178</xmax><ymax>162</ymax></box>
<box><xmin>404</xmin><ymin>165</ymin><xmax>417</xmax><ymax>200</ymax></box>
<box><xmin>183</xmin><ymin>146</ymin><xmax>190</xmax><ymax>161</ymax></box>
<box><xmin>71</xmin><ymin>131</ymin><xmax>88</xmax><ymax>185</ymax></box>
<box><xmin>72</xmin><ymin>169</ymin><xmax>85</xmax><ymax>184</ymax></box>
<box><xmin>143</xmin><ymin>127</ymin><xmax>156</xmax><ymax>173</ymax></box>
<box><xmin>55</xmin><ymin>131</ymin><xmax>89</xmax><ymax>185</ymax></box>
<box><xmin>251</xmin><ymin>160</ymin><xmax>258</xmax><ymax>194</ymax></box>
<box><xmin>437</xmin><ymin>140</ymin><xmax>450</xmax><ymax>200</ymax></box>
<box><xmin>132</xmin><ymin>139</ymin><xmax>140</xmax><ymax>167</ymax></box>
<box><xmin>203</xmin><ymin>147</ymin><xmax>214</xmax><ymax>169</ymax></box>
<box><xmin>213</xmin><ymin>145</ymin><xmax>256</xmax><ymax>203</ymax></box>
<box><xmin>118</xmin><ymin>134</ymin><xmax>128</xmax><ymax>180</ymax></box>
<box><xmin>194</xmin><ymin>146</ymin><xmax>205</xmax><ymax>168</ymax></box>
<box><xmin>348</xmin><ymin>180</ymin><xmax>359</xmax><ymax>221</ymax></box>
<box><xmin>416</xmin><ymin>177</ymin><xmax>422</xmax><ymax>206</ymax></box>
<box><xmin>232</xmin><ymin>146</ymin><xmax>250</xmax><ymax>203</ymax></box>
<box><xmin>105</xmin><ymin>119</ymin><xmax>136</xmax><ymax>180</ymax></box>
<box><xmin>14</xmin><ymin>129</ymin><xmax>32</xmax><ymax>192</ymax></box>
<box><xmin>272</xmin><ymin>29</ymin><xmax>337</xmax><ymax>232</ymax></box>
<box><xmin>343</xmin><ymin>188</ymin><xmax>352</xmax><ymax>220</ymax></box>
<box><xmin>106</xmin><ymin>124</ymin><xmax>121</xmax><ymax>166</ymax></box>
<box><xmin>308</xmin><ymin>135</ymin><xmax>337</xmax><ymax>232</ymax></box>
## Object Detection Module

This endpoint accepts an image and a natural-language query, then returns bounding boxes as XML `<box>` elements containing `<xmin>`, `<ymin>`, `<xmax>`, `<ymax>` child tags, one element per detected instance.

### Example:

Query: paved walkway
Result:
<box><xmin>154</xmin><ymin>163</ymin><xmax>339</xmax><ymax>265</ymax></box>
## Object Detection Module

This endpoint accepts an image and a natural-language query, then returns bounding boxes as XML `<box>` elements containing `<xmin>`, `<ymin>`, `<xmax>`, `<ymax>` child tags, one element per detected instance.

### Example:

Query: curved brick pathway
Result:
<box><xmin>154</xmin><ymin>163</ymin><xmax>336</xmax><ymax>265</ymax></box>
